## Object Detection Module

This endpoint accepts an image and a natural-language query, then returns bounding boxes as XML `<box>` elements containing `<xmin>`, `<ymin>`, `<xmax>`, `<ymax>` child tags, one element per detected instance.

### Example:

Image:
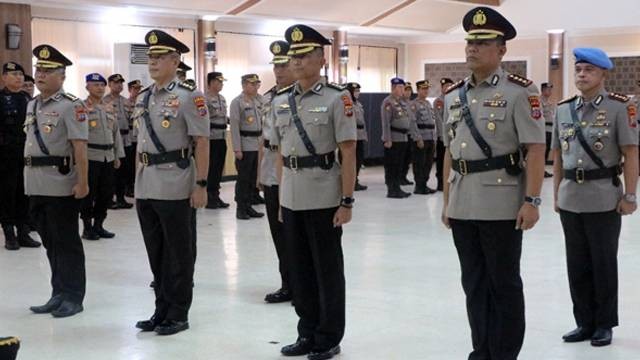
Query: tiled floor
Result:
<box><xmin>2</xmin><ymin>166</ymin><xmax>639</xmax><ymax>360</ymax></box>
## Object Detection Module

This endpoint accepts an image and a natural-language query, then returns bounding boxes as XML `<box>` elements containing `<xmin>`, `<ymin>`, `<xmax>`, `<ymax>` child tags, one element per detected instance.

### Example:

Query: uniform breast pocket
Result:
<box><xmin>587</xmin><ymin>127</ymin><xmax>611</xmax><ymax>152</ymax></box>
<box><xmin>275</xmin><ymin>113</ymin><xmax>291</xmax><ymax>137</ymax></box>
<box><xmin>480</xmin><ymin>171</ymin><xmax>519</xmax><ymax>187</ymax></box>
<box><xmin>478</xmin><ymin>108</ymin><xmax>506</xmax><ymax>137</ymax></box>
<box><xmin>41</xmin><ymin>115</ymin><xmax>62</xmax><ymax>136</ymax></box>
<box><xmin>302</xmin><ymin>114</ymin><xmax>329</xmax><ymax>139</ymax></box>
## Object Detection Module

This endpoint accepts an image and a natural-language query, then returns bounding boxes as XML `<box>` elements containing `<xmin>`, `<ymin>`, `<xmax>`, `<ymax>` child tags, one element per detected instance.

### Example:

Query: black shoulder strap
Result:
<box><xmin>142</xmin><ymin>90</ymin><xmax>166</xmax><ymax>153</ymax></box>
<box><xmin>287</xmin><ymin>91</ymin><xmax>317</xmax><ymax>156</ymax></box>
<box><xmin>32</xmin><ymin>99</ymin><xmax>50</xmax><ymax>155</ymax></box>
<box><xmin>569</xmin><ymin>99</ymin><xmax>607</xmax><ymax>169</ymax></box>
<box><xmin>458</xmin><ymin>86</ymin><xmax>492</xmax><ymax>158</ymax></box>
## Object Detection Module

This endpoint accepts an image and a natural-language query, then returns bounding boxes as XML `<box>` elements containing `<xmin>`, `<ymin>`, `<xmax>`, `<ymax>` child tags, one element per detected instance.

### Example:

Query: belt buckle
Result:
<box><xmin>576</xmin><ymin>167</ymin><xmax>585</xmax><ymax>184</ymax></box>
<box><xmin>289</xmin><ymin>155</ymin><xmax>298</xmax><ymax>171</ymax></box>
<box><xmin>459</xmin><ymin>159</ymin><xmax>468</xmax><ymax>176</ymax></box>
<box><xmin>25</xmin><ymin>156</ymin><xmax>32</xmax><ymax>167</ymax></box>
<box><xmin>141</xmin><ymin>153</ymin><xmax>149</xmax><ymax>166</ymax></box>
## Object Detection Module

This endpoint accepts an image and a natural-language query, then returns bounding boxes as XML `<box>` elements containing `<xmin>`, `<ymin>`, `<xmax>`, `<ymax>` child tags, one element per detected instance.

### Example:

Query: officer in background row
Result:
<box><xmin>125</xmin><ymin>79</ymin><xmax>143</xmax><ymax>196</ymax></box>
<box><xmin>205</xmin><ymin>71</ymin><xmax>230</xmax><ymax>209</ymax></box>
<box><xmin>441</xmin><ymin>7</ymin><xmax>545</xmax><ymax>359</ymax></box>
<box><xmin>541</xmin><ymin>82</ymin><xmax>556</xmax><ymax>178</ymax></box>
<box><xmin>22</xmin><ymin>74</ymin><xmax>35</xmax><ymax>98</ymax></box>
<box><xmin>410</xmin><ymin>80</ymin><xmax>437</xmax><ymax>194</ymax></box>
<box><xmin>346</xmin><ymin>82</ymin><xmax>368</xmax><ymax>191</ymax></box>
<box><xmin>553</xmin><ymin>48</ymin><xmax>638</xmax><ymax>347</ymax></box>
<box><xmin>400</xmin><ymin>82</ymin><xmax>415</xmax><ymax>186</ymax></box>
<box><xmin>274</xmin><ymin>24</ymin><xmax>356</xmax><ymax>360</ymax></box>
<box><xmin>434</xmin><ymin>77</ymin><xmax>454</xmax><ymax>191</ymax></box>
<box><xmin>133</xmin><ymin>30</ymin><xmax>209</xmax><ymax>336</ymax></box>
<box><xmin>230</xmin><ymin>73</ymin><xmax>265</xmax><ymax>220</ymax></box>
<box><xmin>260</xmin><ymin>40</ymin><xmax>295</xmax><ymax>304</ymax></box>
<box><xmin>26</xmin><ymin>44</ymin><xmax>89</xmax><ymax>318</ymax></box>
<box><xmin>80</xmin><ymin>73</ymin><xmax>125</xmax><ymax>240</ymax></box>
<box><xmin>1</xmin><ymin>62</ymin><xmax>41</xmax><ymax>250</ymax></box>
<box><xmin>177</xmin><ymin>61</ymin><xmax>191</xmax><ymax>82</ymax></box>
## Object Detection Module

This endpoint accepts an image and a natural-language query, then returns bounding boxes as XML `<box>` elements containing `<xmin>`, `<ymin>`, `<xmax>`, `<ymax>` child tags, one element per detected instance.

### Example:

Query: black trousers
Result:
<box><xmin>282</xmin><ymin>207</ymin><xmax>345</xmax><ymax>350</ymax></box>
<box><xmin>545</xmin><ymin>131</ymin><xmax>552</xmax><ymax>165</ymax></box>
<box><xmin>384</xmin><ymin>141</ymin><xmax>407</xmax><ymax>189</ymax></box>
<box><xmin>81</xmin><ymin>160</ymin><xmax>114</xmax><ymax>221</ymax></box>
<box><xmin>30</xmin><ymin>196</ymin><xmax>85</xmax><ymax>304</ymax></box>
<box><xmin>207</xmin><ymin>139</ymin><xmax>227</xmax><ymax>198</ymax></box>
<box><xmin>450</xmin><ymin>219</ymin><xmax>525</xmax><ymax>360</ymax></box>
<box><xmin>234</xmin><ymin>151</ymin><xmax>258</xmax><ymax>208</ymax></box>
<box><xmin>401</xmin><ymin>136</ymin><xmax>412</xmax><ymax>179</ymax></box>
<box><xmin>0</xmin><ymin>154</ymin><xmax>29</xmax><ymax>225</ymax></box>
<box><xmin>559</xmin><ymin>209</ymin><xmax>620</xmax><ymax>329</ymax></box>
<box><xmin>435</xmin><ymin>139</ymin><xmax>445</xmax><ymax>189</ymax></box>
<box><xmin>264</xmin><ymin>185</ymin><xmax>288</xmax><ymax>290</ymax></box>
<box><xmin>136</xmin><ymin>199</ymin><xmax>195</xmax><ymax>321</ymax></box>
<box><xmin>412</xmin><ymin>140</ymin><xmax>435</xmax><ymax>189</ymax></box>
<box><xmin>127</xmin><ymin>142</ymin><xmax>136</xmax><ymax>190</ymax></box>
<box><xmin>115</xmin><ymin>145</ymin><xmax>134</xmax><ymax>201</ymax></box>
<box><xmin>355</xmin><ymin>140</ymin><xmax>365</xmax><ymax>183</ymax></box>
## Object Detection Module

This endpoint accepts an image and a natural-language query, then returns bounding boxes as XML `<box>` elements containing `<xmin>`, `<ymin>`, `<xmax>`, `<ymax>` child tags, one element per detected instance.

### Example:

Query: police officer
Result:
<box><xmin>381</xmin><ymin>77</ymin><xmax>419</xmax><ymax>198</ymax></box>
<box><xmin>205</xmin><ymin>71</ymin><xmax>230</xmax><ymax>209</ymax></box>
<box><xmin>274</xmin><ymin>24</ymin><xmax>356</xmax><ymax>360</ymax></box>
<box><xmin>553</xmin><ymin>48</ymin><xmax>638</xmax><ymax>347</ymax></box>
<box><xmin>22</xmin><ymin>74</ymin><xmax>35</xmax><ymax>98</ymax></box>
<box><xmin>434</xmin><ymin>77</ymin><xmax>454</xmax><ymax>191</ymax></box>
<box><xmin>410</xmin><ymin>80</ymin><xmax>437</xmax><ymax>194</ymax></box>
<box><xmin>132</xmin><ymin>30</ymin><xmax>209</xmax><ymax>336</ymax></box>
<box><xmin>1</xmin><ymin>62</ymin><xmax>41</xmax><ymax>250</ymax></box>
<box><xmin>346</xmin><ymin>82</ymin><xmax>368</xmax><ymax>191</ymax></box>
<box><xmin>177</xmin><ymin>61</ymin><xmax>191</xmax><ymax>82</ymax></box>
<box><xmin>441</xmin><ymin>8</ymin><xmax>546</xmax><ymax>359</ymax></box>
<box><xmin>80</xmin><ymin>73</ymin><xmax>125</xmax><ymax>240</ymax></box>
<box><xmin>125</xmin><ymin>79</ymin><xmax>143</xmax><ymax>196</ymax></box>
<box><xmin>230</xmin><ymin>73</ymin><xmax>265</xmax><ymax>220</ymax></box>
<box><xmin>401</xmin><ymin>82</ymin><xmax>415</xmax><ymax>185</ymax></box>
<box><xmin>26</xmin><ymin>44</ymin><xmax>89</xmax><ymax>318</ymax></box>
<box><xmin>541</xmin><ymin>82</ymin><xmax>556</xmax><ymax>177</ymax></box>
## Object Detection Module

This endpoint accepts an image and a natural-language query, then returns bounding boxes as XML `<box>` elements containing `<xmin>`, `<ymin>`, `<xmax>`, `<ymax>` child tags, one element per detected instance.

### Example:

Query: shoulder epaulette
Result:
<box><xmin>62</xmin><ymin>92</ymin><xmax>79</xmax><ymax>101</ymax></box>
<box><xmin>276</xmin><ymin>84</ymin><xmax>295</xmax><ymax>95</ymax></box>
<box><xmin>507</xmin><ymin>74</ymin><xmax>533</xmax><ymax>87</ymax></box>
<box><xmin>264</xmin><ymin>86</ymin><xmax>277</xmax><ymax>97</ymax></box>
<box><xmin>178</xmin><ymin>81</ymin><xmax>196</xmax><ymax>92</ymax></box>
<box><xmin>608</xmin><ymin>92</ymin><xmax>629</xmax><ymax>103</ymax></box>
<box><xmin>444</xmin><ymin>80</ymin><xmax>464</xmax><ymax>94</ymax></box>
<box><xmin>327</xmin><ymin>82</ymin><xmax>346</xmax><ymax>91</ymax></box>
<box><xmin>558</xmin><ymin>95</ymin><xmax>578</xmax><ymax>105</ymax></box>
<box><xmin>139</xmin><ymin>86</ymin><xmax>151</xmax><ymax>95</ymax></box>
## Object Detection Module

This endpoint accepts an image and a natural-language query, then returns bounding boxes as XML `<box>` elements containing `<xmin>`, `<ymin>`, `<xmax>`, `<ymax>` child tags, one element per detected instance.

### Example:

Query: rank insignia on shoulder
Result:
<box><xmin>444</xmin><ymin>80</ymin><xmax>464</xmax><ymax>94</ymax></box>
<box><xmin>609</xmin><ymin>92</ymin><xmax>630</xmax><ymax>103</ymax></box>
<box><xmin>179</xmin><ymin>81</ymin><xmax>196</xmax><ymax>91</ymax></box>
<box><xmin>328</xmin><ymin>82</ymin><xmax>345</xmax><ymax>91</ymax></box>
<box><xmin>507</xmin><ymin>74</ymin><xmax>532</xmax><ymax>87</ymax></box>
<box><xmin>63</xmin><ymin>92</ymin><xmax>79</xmax><ymax>101</ymax></box>
<box><xmin>558</xmin><ymin>95</ymin><xmax>578</xmax><ymax>105</ymax></box>
<box><xmin>277</xmin><ymin>84</ymin><xmax>294</xmax><ymax>95</ymax></box>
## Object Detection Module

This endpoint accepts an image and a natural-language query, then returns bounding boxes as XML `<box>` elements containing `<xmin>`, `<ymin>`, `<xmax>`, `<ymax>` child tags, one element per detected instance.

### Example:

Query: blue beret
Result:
<box><xmin>573</xmin><ymin>47</ymin><xmax>613</xmax><ymax>70</ymax></box>
<box><xmin>390</xmin><ymin>77</ymin><xmax>405</xmax><ymax>86</ymax></box>
<box><xmin>85</xmin><ymin>73</ymin><xmax>107</xmax><ymax>84</ymax></box>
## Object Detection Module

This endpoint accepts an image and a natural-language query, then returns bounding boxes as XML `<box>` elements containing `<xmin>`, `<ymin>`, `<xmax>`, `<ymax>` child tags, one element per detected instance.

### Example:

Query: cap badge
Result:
<box><xmin>291</xmin><ymin>28</ymin><xmax>304</xmax><ymax>42</ymax></box>
<box><xmin>473</xmin><ymin>10</ymin><xmax>487</xmax><ymax>26</ymax></box>
<box><xmin>7</xmin><ymin>63</ymin><xmax>15</xmax><ymax>70</ymax></box>
<box><xmin>149</xmin><ymin>32</ymin><xmax>158</xmax><ymax>45</ymax></box>
<box><xmin>272</xmin><ymin>43</ymin><xmax>281</xmax><ymax>54</ymax></box>
<box><xmin>39</xmin><ymin>47</ymin><xmax>50</xmax><ymax>59</ymax></box>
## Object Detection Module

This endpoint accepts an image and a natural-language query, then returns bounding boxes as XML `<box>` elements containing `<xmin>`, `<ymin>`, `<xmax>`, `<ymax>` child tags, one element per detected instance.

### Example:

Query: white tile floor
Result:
<box><xmin>2</xmin><ymin>166</ymin><xmax>640</xmax><ymax>360</ymax></box>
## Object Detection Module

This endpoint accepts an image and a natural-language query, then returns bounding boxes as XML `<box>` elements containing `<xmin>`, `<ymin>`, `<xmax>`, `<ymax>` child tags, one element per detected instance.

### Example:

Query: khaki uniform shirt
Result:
<box><xmin>207</xmin><ymin>93</ymin><xmax>227</xmax><ymax>140</ymax></box>
<box><xmin>443</xmin><ymin>68</ymin><xmax>546</xmax><ymax>220</ymax></box>
<box><xmin>541</xmin><ymin>95</ymin><xmax>556</xmax><ymax>133</ymax></box>
<box><xmin>85</xmin><ymin>97</ymin><xmax>125</xmax><ymax>162</ymax></box>
<box><xmin>354</xmin><ymin>100</ymin><xmax>368</xmax><ymax>141</ymax></box>
<box><xmin>272</xmin><ymin>79</ymin><xmax>357</xmax><ymax>211</ymax></box>
<box><xmin>125</xmin><ymin>97</ymin><xmax>138</xmax><ymax>143</ymax></box>
<box><xmin>103</xmin><ymin>93</ymin><xmax>131</xmax><ymax>147</ymax></box>
<box><xmin>433</xmin><ymin>95</ymin><xmax>445</xmax><ymax>140</ymax></box>
<box><xmin>411</xmin><ymin>98</ymin><xmax>437</xmax><ymax>141</ymax></box>
<box><xmin>380</xmin><ymin>95</ymin><xmax>416</xmax><ymax>142</ymax></box>
<box><xmin>23</xmin><ymin>89</ymin><xmax>89</xmax><ymax>196</ymax></box>
<box><xmin>229</xmin><ymin>93</ymin><xmax>263</xmax><ymax>152</ymax></box>
<box><xmin>260</xmin><ymin>87</ymin><xmax>280</xmax><ymax>186</ymax></box>
<box><xmin>133</xmin><ymin>79</ymin><xmax>210</xmax><ymax>200</ymax></box>
<box><xmin>552</xmin><ymin>90</ymin><xmax>638</xmax><ymax>213</ymax></box>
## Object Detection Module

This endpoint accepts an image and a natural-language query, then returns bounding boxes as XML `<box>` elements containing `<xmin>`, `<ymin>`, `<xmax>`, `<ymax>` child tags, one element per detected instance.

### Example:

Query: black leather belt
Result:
<box><xmin>390</xmin><ymin>126</ymin><xmax>408</xmax><ymax>134</ymax></box>
<box><xmin>263</xmin><ymin>140</ymin><xmax>279</xmax><ymax>151</ymax></box>
<box><xmin>88</xmin><ymin>143</ymin><xmax>114</xmax><ymax>150</ymax></box>
<box><xmin>452</xmin><ymin>152</ymin><xmax>520</xmax><ymax>176</ymax></box>
<box><xmin>563</xmin><ymin>166</ymin><xmax>621</xmax><ymax>184</ymax></box>
<box><xmin>240</xmin><ymin>130</ymin><xmax>261</xmax><ymax>137</ymax></box>
<box><xmin>138</xmin><ymin>148</ymin><xmax>189</xmax><ymax>166</ymax></box>
<box><xmin>210</xmin><ymin>123</ymin><xmax>227</xmax><ymax>130</ymax></box>
<box><xmin>283</xmin><ymin>152</ymin><xmax>335</xmax><ymax>170</ymax></box>
<box><xmin>357</xmin><ymin>125</ymin><xmax>365</xmax><ymax>129</ymax></box>
<box><xmin>417</xmin><ymin>124</ymin><xmax>435</xmax><ymax>129</ymax></box>
<box><xmin>120</xmin><ymin>129</ymin><xmax>129</xmax><ymax>135</ymax></box>
<box><xmin>24</xmin><ymin>155</ymin><xmax>70</xmax><ymax>167</ymax></box>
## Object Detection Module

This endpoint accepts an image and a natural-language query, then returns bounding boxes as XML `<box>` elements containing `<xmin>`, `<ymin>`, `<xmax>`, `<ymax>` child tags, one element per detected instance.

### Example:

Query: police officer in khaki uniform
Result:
<box><xmin>125</xmin><ymin>79</ymin><xmax>143</xmax><ymax>196</ymax></box>
<box><xmin>105</xmin><ymin>73</ymin><xmax>134</xmax><ymax>209</ymax></box>
<box><xmin>346</xmin><ymin>82</ymin><xmax>368</xmax><ymax>191</ymax></box>
<box><xmin>261</xmin><ymin>40</ymin><xmax>295</xmax><ymax>304</ymax></box>
<box><xmin>230</xmin><ymin>74</ymin><xmax>265</xmax><ymax>219</ymax></box>
<box><xmin>441</xmin><ymin>8</ymin><xmax>546</xmax><ymax>359</ymax></box>
<box><xmin>401</xmin><ymin>82</ymin><xmax>415</xmax><ymax>185</ymax></box>
<box><xmin>274</xmin><ymin>24</ymin><xmax>356</xmax><ymax>360</ymax></box>
<box><xmin>177</xmin><ymin>61</ymin><xmax>191</xmax><ymax>82</ymax></box>
<box><xmin>22</xmin><ymin>74</ymin><xmax>35</xmax><ymax>98</ymax></box>
<box><xmin>80</xmin><ymin>73</ymin><xmax>125</xmax><ymax>240</ymax></box>
<box><xmin>1</xmin><ymin>62</ymin><xmax>41</xmax><ymax>250</ymax></box>
<box><xmin>381</xmin><ymin>77</ymin><xmax>420</xmax><ymax>198</ymax></box>
<box><xmin>132</xmin><ymin>30</ymin><xmax>209</xmax><ymax>336</ymax></box>
<box><xmin>553</xmin><ymin>48</ymin><xmax>638</xmax><ymax>347</ymax></box>
<box><xmin>410</xmin><ymin>80</ymin><xmax>437</xmax><ymax>194</ymax></box>
<box><xmin>541</xmin><ymin>82</ymin><xmax>556</xmax><ymax>177</ymax></box>
<box><xmin>205</xmin><ymin>71</ymin><xmax>230</xmax><ymax>209</ymax></box>
<box><xmin>434</xmin><ymin>77</ymin><xmax>454</xmax><ymax>191</ymax></box>
<box><xmin>26</xmin><ymin>45</ymin><xmax>89</xmax><ymax>318</ymax></box>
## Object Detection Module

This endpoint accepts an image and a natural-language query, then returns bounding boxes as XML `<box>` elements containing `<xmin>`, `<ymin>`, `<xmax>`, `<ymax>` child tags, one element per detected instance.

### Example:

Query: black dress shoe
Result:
<box><xmin>413</xmin><ymin>187</ymin><xmax>428</xmax><ymax>195</ymax></box>
<box><xmin>591</xmin><ymin>328</ymin><xmax>612</xmax><ymax>347</ymax></box>
<box><xmin>400</xmin><ymin>178</ymin><xmax>414</xmax><ymax>186</ymax></box>
<box><xmin>82</xmin><ymin>228</ymin><xmax>100</xmax><ymax>241</ymax></box>
<box><xmin>425</xmin><ymin>187</ymin><xmax>437</xmax><ymax>194</ymax></box>
<box><xmin>17</xmin><ymin>226</ymin><xmax>41</xmax><ymax>248</ymax></box>
<box><xmin>246</xmin><ymin>207</ymin><xmax>264</xmax><ymax>218</ymax></box>
<box><xmin>154</xmin><ymin>319</ymin><xmax>189</xmax><ymax>335</ymax></box>
<box><xmin>387</xmin><ymin>190</ymin><xmax>405</xmax><ymax>199</ymax></box>
<box><xmin>136</xmin><ymin>315</ymin><xmax>163</xmax><ymax>332</ymax></box>
<box><xmin>264</xmin><ymin>288</ymin><xmax>292</xmax><ymax>303</ymax></box>
<box><xmin>354</xmin><ymin>183</ymin><xmax>367</xmax><ymax>191</ymax></box>
<box><xmin>116</xmin><ymin>200</ymin><xmax>134</xmax><ymax>209</ymax></box>
<box><xmin>4</xmin><ymin>239</ymin><xmax>19</xmax><ymax>250</ymax></box>
<box><xmin>251</xmin><ymin>194</ymin><xmax>266</xmax><ymax>205</ymax></box>
<box><xmin>544</xmin><ymin>171</ymin><xmax>553</xmax><ymax>178</ymax></box>
<box><xmin>95</xmin><ymin>227</ymin><xmax>115</xmax><ymax>239</ymax></box>
<box><xmin>281</xmin><ymin>337</ymin><xmax>314</xmax><ymax>356</ymax></box>
<box><xmin>51</xmin><ymin>300</ymin><xmax>83</xmax><ymax>318</ymax></box>
<box><xmin>149</xmin><ymin>280</ymin><xmax>156</xmax><ymax>288</ymax></box>
<box><xmin>400</xmin><ymin>189</ymin><xmax>412</xmax><ymax>197</ymax></box>
<box><xmin>236</xmin><ymin>209</ymin><xmax>251</xmax><ymax>220</ymax></box>
<box><xmin>308</xmin><ymin>345</ymin><xmax>341</xmax><ymax>360</ymax></box>
<box><xmin>30</xmin><ymin>295</ymin><xmax>63</xmax><ymax>314</ymax></box>
<box><xmin>562</xmin><ymin>327</ymin><xmax>594</xmax><ymax>342</ymax></box>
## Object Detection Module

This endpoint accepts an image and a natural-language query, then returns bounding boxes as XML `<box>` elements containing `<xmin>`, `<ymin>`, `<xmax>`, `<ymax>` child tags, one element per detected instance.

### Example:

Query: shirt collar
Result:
<box><xmin>577</xmin><ymin>88</ymin><xmax>607</xmax><ymax>110</ymax></box>
<box><xmin>294</xmin><ymin>77</ymin><xmax>326</xmax><ymax>96</ymax></box>
<box><xmin>468</xmin><ymin>67</ymin><xmax>504</xmax><ymax>89</ymax></box>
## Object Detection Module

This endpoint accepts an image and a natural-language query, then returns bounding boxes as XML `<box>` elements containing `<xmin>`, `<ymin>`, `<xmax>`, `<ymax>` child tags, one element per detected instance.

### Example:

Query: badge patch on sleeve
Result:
<box><xmin>528</xmin><ymin>96</ymin><xmax>542</xmax><ymax>120</ymax></box>
<box><xmin>434</xmin><ymin>98</ymin><xmax>444</xmax><ymax>110</ymax></box>
<box><xmin>194</xmin><ymin>96</ymin><xmax>207</xmax><ymax>117</ymax></box>
<box><xmin>628</xmin><ymin>105</ymin><xmax>637</xmax><ymax>128</ymax></box>
<box><xmin>75</xmin><ymin>106</ymin><xmax>87</xmax><ymax>122</ymax></box>
<box><xmin>341</xmin><ymin>95</ymin><xmax>353</xmax><ymax>117</ymax></box>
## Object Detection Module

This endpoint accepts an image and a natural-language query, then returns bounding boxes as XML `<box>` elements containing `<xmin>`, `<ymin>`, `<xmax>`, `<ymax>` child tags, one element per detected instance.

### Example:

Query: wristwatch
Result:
<box><xmin>341</xmin><ymin>196</ymin><xmax>355</xmax><ymax>208</ymax></box>
<box><xmin>623</xmin><ymin>193</ymin><xmax>637</xmax><ymax>203</ymax></box>
<box><xmin>524</xmin><ymin>196</ymin><xmax>542</xmax><ymax>208</ymax></box>
<box><xmin>196</xmin><ymin>179</ymin><xmax>208</xmax><ymax>188</ymax></box>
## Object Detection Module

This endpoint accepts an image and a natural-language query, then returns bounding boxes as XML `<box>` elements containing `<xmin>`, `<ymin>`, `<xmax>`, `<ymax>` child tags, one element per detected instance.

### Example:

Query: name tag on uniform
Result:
<box><xmin>277</xmin><ymin>104</ymin><xmax>291</xmax><ymax>113</ymax></box>
<box><xmin>308</xmin><ymin>106</ymin><xmax>328</xmax><ymax>113</ymax></box>
<box><xmin>44</xmin><ymin>111</ymin><xmax>60</xmax><ymax>117</ymax></box>
<box><xmin>483</xmin><ymin>100</ymin><xmax>507</xmax><ymax>108</ymax></box>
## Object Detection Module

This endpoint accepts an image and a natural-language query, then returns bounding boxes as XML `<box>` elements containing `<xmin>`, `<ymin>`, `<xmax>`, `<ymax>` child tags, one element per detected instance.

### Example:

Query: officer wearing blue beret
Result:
<box><xmin>553</xmin><ymin>47</ymin><xmax>638</xmax><ymax>347</ymax></box>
